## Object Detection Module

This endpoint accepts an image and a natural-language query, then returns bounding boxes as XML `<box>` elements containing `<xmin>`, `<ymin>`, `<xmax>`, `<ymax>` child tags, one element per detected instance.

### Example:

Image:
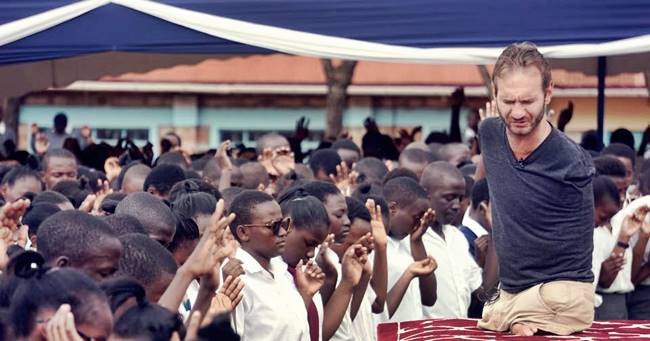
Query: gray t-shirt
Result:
<box><xmin>479</xmin><ymin>117</ymin><xmax>595</xmax><ymax>293</ymax></box>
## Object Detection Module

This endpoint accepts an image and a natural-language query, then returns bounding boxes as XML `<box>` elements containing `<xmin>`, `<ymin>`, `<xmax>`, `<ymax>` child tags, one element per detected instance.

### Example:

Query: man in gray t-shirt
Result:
<box><xmin>476</xmin><ymin>43</ymin><xmax>595</xmax><ymax>337</ymax></box>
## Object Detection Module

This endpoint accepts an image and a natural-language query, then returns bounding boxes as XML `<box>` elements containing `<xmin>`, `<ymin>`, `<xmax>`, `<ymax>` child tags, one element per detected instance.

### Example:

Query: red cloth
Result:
<box><xmin>377</xmin><ymin>318</ymin><xmax>650</xmax><ymax>340</ymax></box>
<box><xmin>287</xmin><ymin>266</ymin><xmax>319</xmax><ymax>341</ymax></box>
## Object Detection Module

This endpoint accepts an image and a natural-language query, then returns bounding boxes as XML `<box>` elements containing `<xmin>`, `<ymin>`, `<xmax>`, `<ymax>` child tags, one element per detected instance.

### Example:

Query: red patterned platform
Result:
<box><xmin>377</xmin><ymin>318</ymin><xmax>650</xmax><ymax>340</ymax></box>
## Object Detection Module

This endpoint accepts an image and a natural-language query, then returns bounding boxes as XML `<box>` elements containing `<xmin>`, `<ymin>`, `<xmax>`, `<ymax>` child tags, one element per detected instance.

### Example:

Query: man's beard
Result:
<box><xmin>500</xmin><ymin>103</ymin><xmax>546</xmax><ymax>136</ymax></box>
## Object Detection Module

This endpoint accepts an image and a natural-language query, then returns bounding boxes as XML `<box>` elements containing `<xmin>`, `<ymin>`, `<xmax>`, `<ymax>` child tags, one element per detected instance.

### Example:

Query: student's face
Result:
<box><xmin>79</xmin><ymin>237</ymin><xmax>123</xmax><ymax>282</ymax></box>
<box><xmin>282</xmin><ymin>227</ymin><xmax>327</xmax><ymax>267</ymax></box>
<box><xmin>2</xmin><ymin>177</ymin><xmax>42</xmax><ymax>202</ymax></box>
<box><xmin>616</xmin><ymin>156</ymin><xmax>634</xmax><ymax>190</ymax></box>
<box><xmin>44</xmin><ymin>157</ymin><xmax>78</xmax><ymax>189</ymax></box>
<box><xmin>595</xmin><ymin>195</ymin><xmax>621</xmax><ymax>227</ymax></box>
<box><xmin>76</xmin><ymin>296</ymin><xmax>114</xmax><ymax>340</ymax></box>
<box><xmin>243</xmin><ymin>200</ymin><xmax>287</xmax><ymax>259</ymax></box>
<box><xmin>323</xmin><ymin>194</ymin><xmax>350</xmax><ymax>244</ymax></box>
<box><xmin>399</xmin><ymin>159</ymin><xmax>428</xmax><ymax>179</ymax></box>
<box><xmin>425</xmin><ymin>177</ymin><xmax>466</xmax><ymax>226</ymax></box>
<box><xmin>454</xmin><ymin>195</ymin><xmax>471</xmax><ymax>225</ymax></box>
<box><xmin>342</xmin><ymin>218</ymin><xmax>371</xmax><ymax>251</ymax></box>
<box><xmin>482</xmin><ymin>201</ymin><xmax>493</xmax><ymax>231</ymax></box>
<box><xmin>494</xmin><ymin>66</ymin><xmax>551</xmax><ymax>137</ymax></box>
<box><xmin>611</xmin><ymin>176</ymin><xmax>628</xmax><ymax>206</ymax></box>
<box><xmin>172</xmin><ymin>239</ymin><xmax>199</xmax><ymax>266</ymax></box>
<box><xmin>389</xmin><ymin>198</ymin><xmax>430</xmax><ymax>240</ymax></box>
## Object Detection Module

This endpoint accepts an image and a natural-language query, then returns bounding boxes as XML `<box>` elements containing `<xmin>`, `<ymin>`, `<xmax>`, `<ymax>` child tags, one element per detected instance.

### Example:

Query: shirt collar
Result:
<box><xmin>462</xmin><ymin>214</ymin><xmax>488</xmax><ymax>237</ymax></box>
<box><xmin>236</xmin><ymin>248</ymin><xmax>267</xmax><ymax>275</ymax></box>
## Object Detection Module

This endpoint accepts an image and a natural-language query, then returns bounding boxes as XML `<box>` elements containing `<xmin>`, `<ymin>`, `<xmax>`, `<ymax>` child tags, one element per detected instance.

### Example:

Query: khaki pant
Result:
<box><xmin>478</xmin><ymin>280</ymin><xmax>594</xmax><ymax>335</ymax></box>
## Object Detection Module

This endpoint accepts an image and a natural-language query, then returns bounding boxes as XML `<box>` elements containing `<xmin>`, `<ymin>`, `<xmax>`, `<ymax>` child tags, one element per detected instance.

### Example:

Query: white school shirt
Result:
<box><xmin>231</xmin><ymin>248</ymin><xmax>310</xmax><ymax>341</ymax></box>
<box><xmin>178</xmin><ymin>279</ymin><xmax>200</xmax><ymax>321</ymax></box>
<box><xmin>616</xmin><ymin>196</ymin><xmax>650</xmax><ymax>286</ymax></box>
<box><xmin>421</xmin><ymin>225</ymin><xmax>482</xmax><ymax>318</ymax></box>
<box><xmin>376</xmin><ymin>236</ymin><xmax>422</xmax><ymax>324</ymax></box>
<box><xmin>592</xmin><ymin>223</ymin><xmax>634</xmax><ymax>294</ymax></box>
<box><xmin>461</xmin><ymin>214</ymin><xmax>488</xmax><ymax>239</ymax></box>
<box><xmin>351</xmin><ymin>253</ymin><xmax>379</xmax><ymax>341</ymax></box>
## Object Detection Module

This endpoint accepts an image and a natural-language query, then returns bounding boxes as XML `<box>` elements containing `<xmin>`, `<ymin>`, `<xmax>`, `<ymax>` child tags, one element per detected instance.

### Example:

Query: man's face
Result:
<box><xmin>78</xmin><ymin>236</ymin><xmax>122</xmax><ymax>282</ymax></box>
<box><xmin>425</xmin><ymin>177</ymin><xmax>466</xmax><ymax>226</ymax></box>
<box><xmin>494</xmin><ymin>66</ymin><xmax>551</xmax><ymax>137</ymax></box>
<box><xmin>595</xmin><ymin>195</ymin><xmax>621</xmax><ymax>227</ymax></box>
<box><xmin>2</xmin><ymin>177</ymin><xmax>42</xmax><ymax>202</ymax></box>
<box><xmin>615</xmin><ymin>156</ymin><xmax>634</xmax><ymax>190</ymax></box>
<box><xmin>44</xmin><ymin>156</ymin><xmax>77</xmax><ymax>189</ymax></box>
<box><xmin>389</xmin><ymin>198</ymin><xmax>430</xmax><ymax>240</ymax></box>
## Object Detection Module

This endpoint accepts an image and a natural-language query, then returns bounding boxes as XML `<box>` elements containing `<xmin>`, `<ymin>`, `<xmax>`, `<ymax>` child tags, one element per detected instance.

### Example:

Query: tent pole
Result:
<box><xmin>597</xmin><ymin>56</ymin><xmax>606</xmax><ymax>145</ymax></box>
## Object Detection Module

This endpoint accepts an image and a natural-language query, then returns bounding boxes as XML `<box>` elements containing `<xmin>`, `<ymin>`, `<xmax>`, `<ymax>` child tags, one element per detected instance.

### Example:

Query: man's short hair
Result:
<box><xmin>115</xmin><ymin>192</ymin><xmax>176</xmax><ymax>238</ymax></box>
<box><xmin>355</xmin><ymin>157</ymin><xmax>389</xmax><ymax>184</ymax></box>
<box><xmin>383</xmin><ymin>177</ymin><xmax>427</xmax><ymax>208</ymax></box>
<box><xmin>156</xmin><ymin>151</ymin><xmax>189</xmax><ymax>170</ymax></box>
<box><xmin>239</xmin><ymin>162</ymin><xmax>269</xmax><ymax>190</ymax></box>
<box><xmin>331</xmin><ymin>139</ymin><xmax>361</xmax><ymax>154</ymax></box>
<box><xmin>256</xmin><ymin>133</ymin><xmax>289</xmax><ymax>154</ymax></box>
<box><xmin>601</xmin><ymin>143</ymin><xmax>636</xmax><ymax>168</ymax></box>
<box><xmin>470</xmin><ymin>178</ymin><xmax>490</xmax><ymax>210</ymax></box>
<box><xmin>143</xmin><ymin>164</ymin><xmax>186</xmax><ymax>195</ymax></box>
<box><xmin>1</xmin><ymin>167</ymin><xmax>42</xmax><ymax>188</ymax></box>
<box><xmin>37</xmin><ymin>210</ymin><xmax>117</xmax><ymax>264</ymax></box>
<box><xmin>116</xmin><ymin>234</ymin><xmax>178</xmax><ymax>287</ymax></box>
<box><xmin>32</xmin><ymin>190</ymin><xmax>72</xmax><ymax>207</ymax></box>
<box><xmin>382</xmin><ymin>168</ymin><xmax>419</xmax><ymax>184</ymax></box>
<box><xmin>168</xmin><ymin>214</ymin><xmax>200</xmax><ymax>253</ymax></box>
<box><xmin>492</xmin><ymin>42</ymin><xmax>551</xmax><ymax>95</ymax></box>
<box><xmin>51</xmin><ymin>179</ymin><xmax>91</xmax><ymax>209</ymax></box>
<box><xmin>593</xmin><ymin>156</ymin><xmax>626</xmax><ymax>178</ymax></box>
<box><xmin>610</xmin><ymin>129</ymin><xmax>636</xmax><ymax>151</ymax></box>
<box><xmin>42</xmin><ymin>148</ymin><xmax>77</xmax><ymax>171</ymax></box>
<box><xmin>103</xmin><ymin>214</ymin><xmax>148</xmax><ymax>236</ymax></box>
<box><xmin>399</xmin><ymin>148</ymin><xmax>437</xmax><ymax>165</ymax></box>
<box><xmin>309</xmin><ymin>149</ymin><xmax>342</xmax><ymax>177</ymax></box>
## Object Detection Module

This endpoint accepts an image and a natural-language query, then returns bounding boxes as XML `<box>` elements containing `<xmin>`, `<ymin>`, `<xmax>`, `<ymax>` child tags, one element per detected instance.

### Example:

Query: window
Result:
<box><xmin>95</xmin><ymin>128</ymin><xmax>149</xmax><ymax>141</ymax></box>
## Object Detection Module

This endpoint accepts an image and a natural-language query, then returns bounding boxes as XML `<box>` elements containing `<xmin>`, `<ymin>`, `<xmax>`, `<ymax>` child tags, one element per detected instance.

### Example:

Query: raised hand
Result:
<box><xmin>557</xmin><ymin>101</ymin><xmax>574</xmax><ymax>131</ymax></box>
<box><xmin>449</xmin><ymin>87</ymin><xmax>465</xmax><ymax>108</ymax></box>
<box><xmin>366</xmin><ymin>199</ymin><xmax>387</xmax><ymax>248</ymax></box>
<box><xmin>222</xmin><ymin>258</ymin><xmax>244</xmax><ymax>280</ymax></box>
<box><xmin>91</xmin><ymin>180</ymin><xmax>112</xmax><ymax>215</ymax></box>
<box><xmin>103</xmin><ymin>157</ymin><xmax>121</xmax><ymax>183</ymax></box>
<box><xmin>78</xmin><ymin>194</ymin><xmax>97</xmax><ymax>214</ymax></box>
<box><xmin>621</xmin><ymin>205</ymin><xmax>650</xmax><ymax>239</ymax></box>
<box><xmin>0</xmin><ymin>199</ymin><xmax>30</xmax><ymax>231</ymax></box>
<box><xmin>215</xmin><ymin>140</ymin><xmax>233</xmax><ymax>171</ymax></box>
<box><xmin>271</xmin><ymin>147</ymin><xmax>295</xmax><ymax>176</ymax></box>
<box><xmin>478</xmin><ymin>100</ymin><xmax>498</xmax><ymax>121</ymax></box>
<box><xmin>45</xmin><ymin>304</ymin><xmax>85</xmax><ymax>341</ymax></box>
<box><xmin>294</xmin><ymin>116</ymin><xmax>310</xmax><ymax>141</ymax></box>
<box><xmin>329</xmin><ymin>162</ymin><xmax>358</xmax><ymax>196</ymax></box>
<box><xmin>341</xmin><ymin>244</ymin><xmax>368</xmax><ymax>286</ymax></box>
<box><xmin>600</xmin><ymin>252</ymin><xmax>625</xmax><ymax>285</ymax></box>
<box><xmin>474</xmin><ymin>235</ymin><xmax>490</xmax><ymax>268</ymax></box>
<box><xmin>34</xmin><ymin>132</ymin><xmax>50</xmax><ymax>155</ymax></box>
<box><xmin>407</xmin><ymin>256</ymin><xmax>438</xmax><ymax>277</ymax></box>
<box><xmin>316</xmin><ymin>233</ymin><xmax>337</xmax><ymax>280</ymax></box>
<box><xmin>411</xmin><ymin>208</ymin><xmax>435</xmax><ymax>242</ymax></box>
<box><xmin>295</xmin><ymin>259</ymin><xmax>326</xmax><ymax>298</ymax></box>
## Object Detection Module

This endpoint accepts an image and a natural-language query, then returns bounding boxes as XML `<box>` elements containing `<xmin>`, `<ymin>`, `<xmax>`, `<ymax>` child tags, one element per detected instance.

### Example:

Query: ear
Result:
<box><xmin>236</xmin><ymin>225</ymin><xmax>250</xmax><ymax>242</ymax></box>
<box><xmin>0</xmin><ymin>185</ymin><xmax>6</xmax><ymax>197</ymax></box>
<box><xmin>55</xmin><ymin>256</ymin><xmax>70</xmax><ymax>268</ymax></box>
<box><xmin>29</xmin><ymin>235</ymin><xmax>38</xmax><ymax>251</ymax></box>
<box><xmin>388</xmin><ymin>201</ymin><xmax>399</xmax><ymax>217</ymax></box>
<box><xmin>479</xmin><ymin>201</ymin><xmax>489</xmax><ymax>215</ymax></box>
<box><xmin>544</xmin><ymin>80</ymin><xmax>554</xmax><ymax>105</ymax></box>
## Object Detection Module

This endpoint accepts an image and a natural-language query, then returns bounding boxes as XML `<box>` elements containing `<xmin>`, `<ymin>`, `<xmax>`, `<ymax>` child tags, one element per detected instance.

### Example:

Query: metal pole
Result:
<box><xmin>597</xmin><ymin>56</ymin><xmax>606</xmax><ymax>145</ymax></box>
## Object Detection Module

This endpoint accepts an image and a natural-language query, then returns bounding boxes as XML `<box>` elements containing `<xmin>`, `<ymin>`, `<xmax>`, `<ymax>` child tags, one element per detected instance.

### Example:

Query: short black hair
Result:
<box><xmin>1</xmin><ymin>167</ymin><xmax>42</xmax><ymax>188</ymax></box>
<box><xmin>302</xmin><ymin>181</ymin><xmax>341</xmax><ymax>203</ymax></box>
<box><xmin>593</xmin><ymin>175</ymin><xmax>620</xmax><ymax>207</ymax></box>
<box><xmin>113</xmin><ymin>300</ymin><xmax>185</xmax><ymax>340</ymax></box>
<box><xmin>351</xmin><ymin>182</ymin><xmax>389</xmax><ymax>221</ymax></box>
<box><xmin>383</xmin><ymin>177</ymin><xmax>428</xmax><ymax>208</ymax></box>
<box><xmin>42</xmin><ymin>148</ymin><xmax>77</xmax><ymax>171</ymax></box>
<box><xmin>168</xmin><ymin>213</ymin><xmax>200</xmax><ymax>253</ymax></box>
<box><xmin>103</xmin><ymin>214</ymin><xmax>148</xmax><ymax>236</ymax></box>
<box><xmin>580</xmin><ymin>130</ymin><xmax>604</xmax><ymax>153</ymax></box>
<box><xmin>99</xmin><ymin>192</ymin><xmax>128</xmax><ymax>215</ymax></box>
<box><xmin>593</xmin><ymin>156</ymin><xmax>627</xmax><ymax>178</ymax></box>
<box><xmin>610</xmin><ymin>128</ymin><xmax>635</xmax><ymax>151</ymax></box>
<box><xmin>228</xmin><ymin>190</ymin><xmax>275</xmax><ymax>239</ymax></box>
<box><xmin>309</xmin><ymin>149</ymin><xmax>342</xmax><ymax>176</ymax></box>
<box><xmin>602</xmin><ymin>143</ymin><xmax>636</xmax><ymax>168</ymax></box>
<box><xmin>32</xmin><ymin>190</ymin><xmax>72</xmax><ymax>207</ymax></box>
<box><xmin>115</xmin><ymin>192</ymin><xmax>176</xmax><ymax>238</ymax></box>
<box><xmin>22</xmin><ymin>203</ymin><xmax>61</xmax><ymax>237</ymax></box>
<box><xmin>239</xmin><ymin>162</ymin><xmax>270</xmax><ymax>189</ymax></box>
<box><xmin>51</xmin><ymin>179</ymin><xmax>91</xmax><ymax>209</ymax></box>
<box><xmin>156</xmin><ymin>151</ymin><xmax>190</xmax><ymax>170</ymax></box>
<box><xmin>346</xmin><ymin>196</ymin><xmax>371</xmax><ymax>222</ymax></box>
<box><xmin>143</xmin><ymin>164</ymin><xmax>186</xmax><ymax>195</ymax></box>
<box><xmin>382</xmin><ymin>168</ymin><xmax>418</xmax><ymax>185</ymax></box>
<box><xmin>37</xmin><ymin>210</ymin><xmax>117</xmax><ymax>264</ymax></box>
<box><xmin>100</xmin><ymin>277</ymin><xmax>146</xmax><ymax>314</ymax></box>
<box><xmin>280</xmin><ymin>194</ymin><xmax>329</xmax><ymax>234</ymax></box>
<box><xmin>202</xmin><ymin>158</ymin><xmax>221</xmax><ymax>185</ymax></box>
<box><xmin>116</xmin><ymin>233</ymin><xmax>178</xmax><ymax>287</ymax></box>
<box><xmin>331</xmin><ymin>139</ymin><xmax>361</xmax><ymax>154</ymax></box>
<box><xmin>470</xmin><ymin>178</ymin><xmax>490</xmax><ymax>210</ymax></box>
<box><xmin>399</xmin><ymin>148</ymin><xmax>436</xmax><ymax>165</ymax></box>
<box><xmin>172</xmin><ymin>191</ymin><xmax>217</xmax><ymax>219</ymax></box>
<box><xmin>169</xmin><ymin>179</ymin><xmax>222</xmax><ymax>203</ymax></box>
<box><xmin>9</xmin><ymin>264</ymin><xmax>106</xmax><ymax>338</ymax></box>
<box><xmin>355</xmin><ymin>157</ymin><xmax>388</xmax><ymax>184</ymax></box>
<box><xmin>221</xmin><ymin>187</ymin><xmax>244</xmax><ymax>210</ymax></box>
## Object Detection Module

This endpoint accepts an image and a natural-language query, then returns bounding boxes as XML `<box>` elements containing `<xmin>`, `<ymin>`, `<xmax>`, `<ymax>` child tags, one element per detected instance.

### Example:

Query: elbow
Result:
<box><xmin>422</xmin><ymin>295</ymin><xmax>437</xmax><ymax>307</ymax></box>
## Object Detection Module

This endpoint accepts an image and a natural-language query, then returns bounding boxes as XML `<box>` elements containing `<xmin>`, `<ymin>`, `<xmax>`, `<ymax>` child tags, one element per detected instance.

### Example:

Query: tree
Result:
<box><xmin>321</xmin><ymin>59</ymin><xmax>357</xmax><ymax>140</ymax></box>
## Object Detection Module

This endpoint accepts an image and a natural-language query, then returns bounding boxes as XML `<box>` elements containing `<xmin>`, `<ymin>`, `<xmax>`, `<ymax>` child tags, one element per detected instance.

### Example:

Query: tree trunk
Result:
<box><xmin>321</xmin><ymin>59</ymin><xmax>357</xmax><ymax>140</ymax></box>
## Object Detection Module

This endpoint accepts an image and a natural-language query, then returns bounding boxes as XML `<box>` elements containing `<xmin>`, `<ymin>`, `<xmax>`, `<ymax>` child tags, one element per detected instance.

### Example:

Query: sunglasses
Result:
<box><xmin>241</xmin><ymin>217</ymin><xmax>292</xmax><ymax>235</ymax></box>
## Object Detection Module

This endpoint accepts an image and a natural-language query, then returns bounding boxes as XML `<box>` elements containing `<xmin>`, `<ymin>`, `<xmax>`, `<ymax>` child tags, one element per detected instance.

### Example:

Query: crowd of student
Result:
<box><xmin>0</xmin><ymin>105</ymin><xmax>647</xmax><ymax>340</ymax></box>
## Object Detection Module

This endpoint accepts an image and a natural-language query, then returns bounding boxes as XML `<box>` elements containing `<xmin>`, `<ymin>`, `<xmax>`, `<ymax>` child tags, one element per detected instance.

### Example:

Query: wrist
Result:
<box><xmin>338</xmin><ymin>279</ymin><xmax>355</xmax><ymax>292</ymax></box>
<box><xmin>618</xmin><ymin>235</ymin><xmax>632</xmax><ymax>244</ymax></box>
<box><xmin>178</xmin><ymin>264</ymin><xmax>199</xmax><ymax>281</ymax></box>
